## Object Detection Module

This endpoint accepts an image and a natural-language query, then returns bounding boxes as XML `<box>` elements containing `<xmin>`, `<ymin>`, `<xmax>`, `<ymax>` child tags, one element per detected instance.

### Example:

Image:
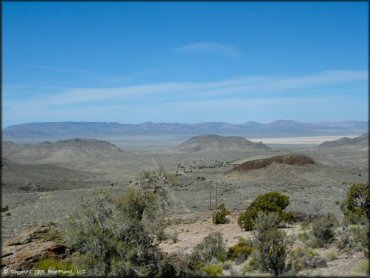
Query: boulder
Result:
<box><xmin>1</xmin><ymin>224</ymin><xmax>69</xmax><ymax>271</ymax></box>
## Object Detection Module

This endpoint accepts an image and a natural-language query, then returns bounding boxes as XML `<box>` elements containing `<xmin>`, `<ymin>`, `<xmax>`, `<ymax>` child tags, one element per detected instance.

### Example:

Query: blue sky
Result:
<box><xmin>3</xmin><ymin>2</ymin><xmax>368</xmax><ymax>127</ymax></box>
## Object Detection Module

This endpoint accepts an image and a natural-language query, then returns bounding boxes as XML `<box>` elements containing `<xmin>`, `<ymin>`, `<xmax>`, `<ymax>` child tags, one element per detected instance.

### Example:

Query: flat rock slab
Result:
<box><xmin>1</xmin><ymin>224</ymin><xmax>69</xmax><ymax>271</ymax></box>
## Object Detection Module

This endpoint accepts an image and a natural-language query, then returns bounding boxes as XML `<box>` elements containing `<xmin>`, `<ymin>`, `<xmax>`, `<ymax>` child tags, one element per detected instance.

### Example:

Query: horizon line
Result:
<box><xmin>4</xmin><ymin>119</ymin><xmax>369</xmax><ymax>129</ymax></box>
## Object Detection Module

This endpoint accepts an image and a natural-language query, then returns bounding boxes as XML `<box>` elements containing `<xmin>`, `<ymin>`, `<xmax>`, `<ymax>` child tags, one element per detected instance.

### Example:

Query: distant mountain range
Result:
<box><xmin>3</xmin><ymin>120</ymin><xmax>368</xmax><ymax>139</ymax></box>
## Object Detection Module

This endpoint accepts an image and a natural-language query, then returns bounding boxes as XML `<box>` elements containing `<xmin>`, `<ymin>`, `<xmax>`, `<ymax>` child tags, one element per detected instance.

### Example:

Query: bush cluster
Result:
<box><xmin>297</xmin><ymin>230</ymin><xmax>322</xmax><ymax>249</ymax></box>
<box><xmin>238</xmin><ymin>192</ymin><xmax>292</xmax><ymax>231</ymax></box>
<box><xmin>64</xmin><ymin>187</ymin><xmax>173</xmax><ymax>277</ymax></box>
<box><xmin>243</xmin><ymin>255</ymin><xmax>258</xmax><ymax>273</ymax></box>
<box><xmin>189</xmin><ymin>232</ymin><xmax>227</xmax><ymax>270</ymax></box>
<box><xmin>286</xmin><ymin>246</ymin><xmax>327</xmax><ymax>273</ymax></box>
<box><xmin>252</xmin><ymin>212</ymin><xmax>290</xmax><ymax>276</ymax></box>
<box><xmin>336</xmin><ymin>224</ymin><xmax>369</xmax><ymax>255</ymax></box>
<box><xmin>199</xmin><ymin>263</ymin><xmax>223</xmax><ymax>277</ymax></box>
<box><xmin>311</xmin><ymin>213</ymin><xmax>338</xmax><ymax>247</ymax></box>
<box><xmin>212</xmin><ymin>203</ymin><xmax>229</xmax><ymax>225</ymax></box>
<box><xmin>227</xmin><ymin>237</ymin><xmax>253</xmax><ymax>263</ymax></box>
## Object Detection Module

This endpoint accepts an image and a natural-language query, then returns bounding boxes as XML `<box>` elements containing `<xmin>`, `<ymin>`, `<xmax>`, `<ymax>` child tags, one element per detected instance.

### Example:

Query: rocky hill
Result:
<box><xmin>1</xmin><ymin>158</ymin><xmax>96</xmax><ymax>192</ymax></box>
<box><xmin>319</xmin><ymin>133</ymin><xmax>368</xmax><ymax>148</ymax></box>
<box><xmin>233</xmin><ymin>154</ymin><xmax>315</xmax><ymax>172</ymax></box>
<box><xmin>2</xmin><ymin>138</ymin><xmax>127</xmax><ymax>165</ymax></box>
<box><xmin>175</xmin><ymin>134</ymin><xmax>270</xmax><ymax>153</ymax></box>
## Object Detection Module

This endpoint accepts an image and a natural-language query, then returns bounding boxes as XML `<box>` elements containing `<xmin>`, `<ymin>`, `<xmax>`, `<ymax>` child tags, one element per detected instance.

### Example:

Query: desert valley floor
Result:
<box><xmin>1</xmin><ymin>133</ymin><xmax>368</xmax><ymax>275</ymax></box>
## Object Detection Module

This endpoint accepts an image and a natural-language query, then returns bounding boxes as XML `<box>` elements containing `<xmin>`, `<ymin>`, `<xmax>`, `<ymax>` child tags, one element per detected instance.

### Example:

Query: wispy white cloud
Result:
<box><xmin>177</xmin><ymin>42</ymin><xmax>241</xmax><ymax>58</ymax></box>
<box><xmin>16</xmin><ymin>69</ymin><xmax>366</xmax><ymax>106</ymax></box>
<box><xmin>4</xmin><ymin>70</ymin><xmax>368</xmax><ymax>126</ymax></box>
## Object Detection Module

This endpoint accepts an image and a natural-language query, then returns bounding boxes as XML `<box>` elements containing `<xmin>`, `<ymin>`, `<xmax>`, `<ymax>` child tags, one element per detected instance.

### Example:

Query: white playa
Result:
<box><xmin>250</xmin><ymin>135</ymin><xmax>361</xmax><ymax>145</ymax></box>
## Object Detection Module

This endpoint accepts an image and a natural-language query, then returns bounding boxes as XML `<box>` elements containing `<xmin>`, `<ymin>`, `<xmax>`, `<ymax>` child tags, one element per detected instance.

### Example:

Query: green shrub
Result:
<box><xmin>1</xmin><ymin>206</ymin><xmax>9</xmax><ymax>213</ymax></box>
<box><xmin>33</xmin><ymin>258</ymin><xmax>78</xmax><ymax>275</ymax></box>
<box><xmin>227</xmin><ymin>237</ymin><xmax>253</xmax><ymax>262</ymax></box>
<box><xmin>299</xmin><ymin>220</ymin><xmax>311</xmax><ymax>230</ymax></box>
<box><xmin>218</xmin><ymin>203</ymin><xmax>229</xmax><ymax>214</ymax></box>
<box><xmin>325</xmin><ymin>252</ymin><xmax>339</xmax><ymax>262</ymax></box>
<box><xmin>312</xmin><ymin>213</ymin><xmax>338</xmax><ymax>247</ymax></box>
<box><xmin>297</xmin><ymin>231</ymin><xmax>311</xmax><ymax>242</ymax></box>
<box><xmin>164</xmin><ymin>252</ymin><xmax>195</xmax><ymax>277</ymax></box>
<box><xmin>341</xmin><ymin>183</ymin><xmax>369</xmax><ymax>225</ymax></box>
<box><xmin>189</xmin><ymin>232</ymin><xmax>226</xmax><ymax>269</ymax></box>
<box><xmin>212</xmin><ymin>203</ymin><xmax>229</xmax><ymax>225</ymax></box>
<box><xmin>252</xmin><ymin>212</ymin><xmax>290</xmax><ymax>276</ymax></box>
<box><xmin>64</xmin><ymin>187</ymin><xmax>174</xmax><ymax>277</ymax></box>
<box><xmin>255</xmin><ymin>212</ymin><xmax>281</xmax><ymax>234</ymax></box>
<box><xmin>251</xmin><ymin>192</ymin><xmax>290</xmax><ymax>212</ymax></box>
<box><xmin>200</xmin><ymin>263</ymin><xmax>223</xmax><ymax>277</ymax></box>
<box><xmin>353</xmin><ymin>259</ymin><xmax>369</xmax><ymax>276</ymax></box>
<box><xmin>286</xmin><ymin>246</ymin><xmax>327</xmax><ymax>273</ymax></box>
<box><xmin>238</xmin><ymin>206</ymin><xmax>259</xmax><ymax>231</ymax></box>
<box><xmin>254</xmin><ymin>228</ymin><xmax>288</xmax><ymax>276</ymax></box>
<box><xmin>242</xmin><ymin>255</ymin><xmax>258</xmax><ymax>273</ymax></box>
<box><xmin>136</xmin><ymin>166</ymin><xmax>180</xmax><ymax>211</ymax></box>
<box><xmin>238</xmin><ymin>192</ymin><xmax>291</xmax><ymax>231</ymax></box>
<box><xmin>336</xmin><ymin>224</ymin><xmax>369</xmax><ymax>255</ymax></box>
<box><xmin>281</xmin><ymin>211</ymin><xmax>294</xmax><ymax>222</ymax></box>
<box><xmin>297</xmin><ymin>230</ymin><xmax>323</xmax><ymax>249</ymax></box>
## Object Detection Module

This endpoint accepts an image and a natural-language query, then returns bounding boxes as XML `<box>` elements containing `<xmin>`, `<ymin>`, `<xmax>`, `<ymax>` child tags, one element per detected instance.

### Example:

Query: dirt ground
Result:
<box><xmin>160</xmin><ymin>212</ymin><xmax>368</xmax><ymax>276</ymax></box>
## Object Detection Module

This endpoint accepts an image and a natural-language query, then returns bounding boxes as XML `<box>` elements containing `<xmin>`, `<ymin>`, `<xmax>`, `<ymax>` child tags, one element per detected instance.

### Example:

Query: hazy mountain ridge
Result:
<box><xmin>319</xmin><ymin>133</ymin><xmax>368</xmax><ymax>148</ymax></box>
<box><xmin>3</xmin><ymin>120</ymin><xmax>368</xmax><ymax>139</ymax></box>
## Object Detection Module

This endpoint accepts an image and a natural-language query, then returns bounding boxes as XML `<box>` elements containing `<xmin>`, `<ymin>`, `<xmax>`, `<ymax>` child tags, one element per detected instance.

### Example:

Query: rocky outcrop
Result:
<box><xmin>1</xmin><ymin>224</ymin><xmax>69</xmax><ymax>271</ymax></box>
<box><xmin>176</xmin><ymin>134</ymin><xmax>270</xmax><ymax>153</ymax></box>
<box><xmin>233</xmin><ymin>154</ymin><xmax>315</xmax><ymax>172</ymax></box>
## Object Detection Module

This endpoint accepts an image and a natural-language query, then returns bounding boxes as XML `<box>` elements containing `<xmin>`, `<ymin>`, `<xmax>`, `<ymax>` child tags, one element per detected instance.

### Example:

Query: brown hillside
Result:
<box><xmin>233</xmin><ymin>154</ymin><xmax>315</xmax><ymax>172</ymax></box>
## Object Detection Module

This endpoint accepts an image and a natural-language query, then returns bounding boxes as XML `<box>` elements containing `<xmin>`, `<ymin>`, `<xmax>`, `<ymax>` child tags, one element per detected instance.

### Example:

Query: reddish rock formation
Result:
<box><xmin>1</xmin><ymin>224</ymin><xmax>69</xmax><ymax>271</ymax></box>
<box><xmin>233</xmin><ymin>154</ymin><xmax>315</xmax><ymax>172</ymax></box>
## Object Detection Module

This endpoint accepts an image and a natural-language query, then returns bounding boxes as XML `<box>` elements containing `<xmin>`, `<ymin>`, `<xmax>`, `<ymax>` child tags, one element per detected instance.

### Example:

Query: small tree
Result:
<box><xmin>238</xmin><ymin>192</ymin><xmax>291</xmax><ymax>231</ymax></box>
<box><xmin>212</xmin><ymin>203</ymin><xmax>229</xmax><ymax>225</ymax></box>
<box><xmin>253</xmin><ymin>212</ymin><xmax>291</xmax><ymax>276</ymax></box>
<box><xmin>341</xmin><ymin>183</ymin><xmax>369</xmax><ymax>225</ymax></box>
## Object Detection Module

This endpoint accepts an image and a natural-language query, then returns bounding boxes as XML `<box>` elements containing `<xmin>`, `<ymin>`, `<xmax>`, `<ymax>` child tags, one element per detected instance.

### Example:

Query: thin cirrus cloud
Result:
<box><xmin>177</xmin><ymin>42</ymin><xmax>241</xmax><ymax>58</ymax></box>
<box><xmin>14</xmin><ymin>69</ymin><xmax>366</xmax><ymax>107</ymax></box>
<box><xmin>3</xmin><ymin>69</ymin><xmax>367</xmax><ymax>126</ymax></box>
